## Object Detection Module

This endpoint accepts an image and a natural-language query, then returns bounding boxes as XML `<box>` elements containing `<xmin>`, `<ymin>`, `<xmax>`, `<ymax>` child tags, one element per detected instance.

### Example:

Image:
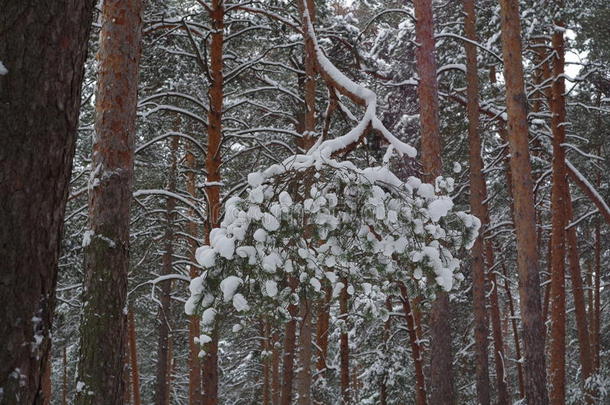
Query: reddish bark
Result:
<box><xmin>463</xmin><ymin>0</ymin><xmax>491</xmax><ymax>402</ymax></box>
<box><xmin>297</xmin><ymin>298</ymin><xmax>313</xmax><ymax>405</ymax></box>
<box><xmin>548</xmin><ymin>22</ymin><xmax>568</xmax><ymax>405</ymax></box>
<box><xmin>315</xmin><ymin>286</ymin><xmax>332</xmax><ymax>374</ymax></box>
<box><xmin>0</xmin><ymin>1</ymin><xmax>94</xmax><ymax>402</ymax></box>
<box><xmin>501</xmin><ymin>264</ymin><xmax>526</xmax><ymax>400</ymax></box>
<box><xmin>202</xmin><ymin>1</ymin><xmax>225</xmax><ymax>403</ymax></box>
<box><xmin>497</xmin><ymin>0</ymin><xmax>549</xmax><ymax>402</ymax></box>
<box><xmin>76</xmin><ymin>1</ymin><xmax>143</xmax><ymax>403</ymax></box>
<box><xmin>272</xmin><ymin>331</ymin><xmax>281</xmax><ymax>405</ymax></box>
<box><xmin>593</xmin><ymin>219</ymin><xmax>601</xmax><ymax>371</ymax></box>
<box><xmin>398</xmin><ymin>284</ymin><xmax>427</xmax><ymax>405</ymax></box>
<box><xmin>129</xmin><ymin>310</ymin><xmax>142</xmax><ymax>405</ymax></box>
<box><xmin>280</xmin><ymin>277</ymin><xmax>299</xmax><ymax>405</ymax></box>
<box><xmin>262</xmin><ymin>321</ymin><xmax>272</xmax><ymax>405</ymax></box>
<box><xmin>186</xmin><ymin>143</ymin><xmax>203</xmax><ymax>404</ymax></box>
<box><xmin>412</xmin><ymin>0</ymin><xmax>455</xmax><ymax>402</ymax></box>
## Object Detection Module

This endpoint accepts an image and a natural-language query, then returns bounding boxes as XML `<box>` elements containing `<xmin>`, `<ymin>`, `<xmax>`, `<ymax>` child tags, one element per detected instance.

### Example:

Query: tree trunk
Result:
<box><xmin>272</xmin><ymin>331</ymin><xmax>281</xmax><ymax>405</ymax></box>
<box><xmin>497</xmin><ymin>0</ymin><xmax>549</xmax><ymax>402</ymax></box>
<box><xmin>155</xmin><ymin>136</ymin><xmax>178</xmax><ymax>405</ymax></box>
<box><xmin>280</xmin><ymin>277</ymin><xmax>299</xmax><ymax>405</ymax></box>
<box><xmin>463</xmin><ymin>0</ymin><xmax>491</xmax><ymax>402</ymax></box>
<box><xmin>263</xmin><ymin>321</ymin><xmax>272</xmax><ymax>405</ymax></box>
<box><xmin>76</xmin><ymin>1</ymin><xmax>143</xmax><ymax>403</ymax></box>
<box><xmin>398</xmin><ymin>284</ymin><xmax>427</xmax><ymax>405</ymax></box>
<box><xmin>315</xmin><ymin>286</ymin><xmax>332</xmax><ymax>375</ymax></box>
<box><xmin>0</xmin><ymin>1</ymin><xmax>94</xmax><ymax>402</ymax></box>
<box><xmin>380</xmin><ymin>297</ymin><xmax>392</xmax><ymax>405</ymax></box>
<box><xmin>593</xmin><ymin>215</ymin><xmax>601</xmax><ymax>371</ymax></box>
<box><xmin>501</xmin><ymin>264</ymin><xmax>526</xmax><ymax>400</ymax></box>
<box><xmin>297</xmin><ymin>298</ymin><xmax>313</xmax><ymax>405</ymax></box>
<box><xmin>128</xmin><ymin>310</ymin><xmax>142</xmax><ymax>405</ymax></box>
<box><xmin>186</xmin><ymin>142</ymin><xmax>203</xmax><ymax>404</ymax></box>
<box><xmin>548</xmin><ymin>19</ymin><xmax>568</xmax><ymax>405</ymax></box>
<box><xmin>202</xmin><ymin>0</ymin><xmax>225</xmax><ymax>403</ymax></box>
<box><xmin>340</xmin><ymin>279</ymin><xmax>350</xmax><ymax>405</ymax></box>
<box><xmin>412</xmin><ymin>0</ymin><xmax>455</xmax><ymax>402</ymax></box>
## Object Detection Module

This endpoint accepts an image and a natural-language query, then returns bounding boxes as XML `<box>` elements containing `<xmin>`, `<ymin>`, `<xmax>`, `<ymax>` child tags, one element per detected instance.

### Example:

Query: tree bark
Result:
<box><xmin>548</xmin><ymin>20</ymin><xmax>568</xmax><ymax>405</ymax></box>
<box><xmin>0</xmin><ymin>1</ymin><xmax>94</xmax><ymax>402</ymax></box>
<box><xmin>128</xmin><ymin>310</ymin><xmax>142</xmax><ymax>405</ymax></box>
<box><xmin>463</xmin><ymin>0</ymin><xmax>491</xmax><ymax>402</ymax></box>
<box><xmin>297</xmin><ymin>298</ymin><xmax>313</xmax><ymax>405</ymax></box>
<box><xmin>263</xmin><ymin>321</ymin><xmax>272</xmax><ymax>405</ymax></box>
<box><xmin>280</xmin><ymin>277</ymin><xmax>299</xmax><ymax>405</ymax></box>
<box><xmin>186</xmin><ymin>142</ymin><xmax>203</xmax><ymax>404</ymax></box>
<box><xmin>76</xmin><ymin>1</ymin><xmax>143</xmax><ymax>403</ymax></box>
<box><xmin>412</xmin><ymin>0</ymin><xmax>455</xmax><ymax>402</ymax></box>
<box><xmin>155</xmin><ymin>136</ymin><xmax>178</xmax><ymax>405</ymax></box>
<box><xmin>497</xmin><ymin>0</ymin><xmax>549</xmax><ymax>403</ymax></box>
<box><xmin>272</xmin><ymin>331</ymin><xmax>281</xmax><ymax>405</ymax></box>
<box><xmin>315</xmin><ymin>286</ymin><xmax>332</xmax><ymax>375</ymax></box>
<box><xmin>398</xmin><ymin>284</ymin><xmax>427</xmax><ymax>405</ymax></box>
<box><xmin>202</xmin><ymin>1</ymin><xmax>225</xmax><ymax>403</ymax></box>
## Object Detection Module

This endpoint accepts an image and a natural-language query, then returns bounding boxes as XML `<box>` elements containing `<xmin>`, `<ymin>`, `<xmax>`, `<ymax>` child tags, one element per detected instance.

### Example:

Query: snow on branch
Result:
<box><xmin>301</xmin><ymin>4</ymin><xmax>417</xmax><ymax>159</ymax></box>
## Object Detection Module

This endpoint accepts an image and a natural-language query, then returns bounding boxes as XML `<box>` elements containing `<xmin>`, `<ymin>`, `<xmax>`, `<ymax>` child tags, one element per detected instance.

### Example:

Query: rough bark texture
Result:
<box><xmin>202</xmin><ymin>1</ymin><xmax>225</xmax><ymax>403</ymax></box>
<box><xmin>593</xmin><ymin>219</ymin><xmax>601</xmax><ymax>371</ymax></box>
<box><xmin>398</xmin><ymin>284</ymin><xmax>427</xmax><ymax>405</ymax></box>
<box><xmin>463</xmin><ymin>0</ymin><xmax>491</xmax><ymax>402</ymax></box>
<box><xmin>412</xmin><ymin>0</ymin><xmax>455</xmax><ymax>402</ymax></box>
<box><xmin>315</xmin><ymin>286</ymin><xmax>332</xmax><ymax>375</ymax></box>
<box><xmin>155</xmin><ymin>137</ymin><xmax>178</xmax><ymax>405</ymax></box>
<box><xmin>0</xmin><ymin>1</ymin><xmax>94</xmax><ymax>403</ymax></box>
<box><xmin>76</xmin><ymin>1</ymin><xmax>143</xmax><ymax>404</ymax></box>
<box><xmin>272</xmin><ymin>331</ymin><xmax>281</xmax><ymax>405</ymax></box>
<box><xmin>262</xmin><ymin>321</ymin><xmax>272</xmax><ymax>405</ymax></box>
<box><xmin>186</xmin><ymin>143</ymin><xmax>203</xmax><ymax>404</ymax></box>
<box><xmin>128</xmin><ymin>310</ymin><xmax>142</xmax><ymax>405</ymax></box>
<box><xmin>497</xmin><ymin>0</ymin><xmax>549</xmax><ymax>403</ymax></box>
<box><xmin>548</xmin><ymin>21</ymin><xmax>568</xmax><ymax>405</ymax></box>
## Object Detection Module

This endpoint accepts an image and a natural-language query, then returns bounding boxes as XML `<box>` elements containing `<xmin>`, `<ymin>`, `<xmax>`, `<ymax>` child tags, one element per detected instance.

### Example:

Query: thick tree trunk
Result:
<box><xmin>412</xmin><ymin>0</ymin><xmax>455</xmax><ymax>402</ymax></box>
<box><xmin>463</xmin><ymin>0</ymin><xmax>491</xmax><ymax>403</ymax></box>
<box><xmin>340</xmin><ymin>279</ymin><xmax>350</xmax><ymax>405</ymax></box>
<box><xmin>497</xmin><ymin>0</ymin><xmax>549</xmax><ymax>403</ymax></box>
<box><xmin>186</xmin><ymin>143</ymin><xmax>203</xmax><ymax>404</ymax></box>
<box><xmin>548</xmin><ymin>20</ymin><xmax>568</xmax><ymax>405</ymax></box>
<box><xmin>398</xmin><ymin>284</ymin><xmax>427</xmax><ymax>405</ymax></box>
<box><xmin>0</xmin><ymin>1</ymin><xmax>94</xmax><ymax>403</ymax></box>
<box><xmin>155</xmin><ymin>137</ymin><xmax>178</xmax><ymax>405</ymax></box>
<box><xmin>202</xmin><ymin>1</ymin><xmax>224</xmax><ymax>404</ymax></box>
<box><xmin>76</xmin><ymin>1</ymin><xmax>143</xmax><ymax>404</ymax></box>
<box><xmin>128</xmin><ymin>310</ymin><xmax>142</xmax><ymax>405</ymax></box>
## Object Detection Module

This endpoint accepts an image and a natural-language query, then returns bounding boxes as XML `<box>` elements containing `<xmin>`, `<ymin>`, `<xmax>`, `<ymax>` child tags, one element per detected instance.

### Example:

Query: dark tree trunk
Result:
<box><xmin>128</xmin><ymin>310</ymin><xmax>142</xmax><ymax>405</ymax></box>
<box><xmin>340</xmin><ymin>279</ymin><xmax>350</xmax><ymax>405</ymax></box>
<box><xmin>76</xmin><ymin>0</ymin><xmax>143</xmax><ymax>403</ymax></box>
<box><xmin>0</xmin><ymin>1</ymin><xmax>94</xmax><ymax>403</ymax></box>
<box><xmin>155</xmin><ymin>137</ymin><xmax>178</xmax><ymax>405</ymax></box>
<box><xmin>463</xmin><ymin>0</ymin><xmax>491</xmax><ymax>402</ymax></box>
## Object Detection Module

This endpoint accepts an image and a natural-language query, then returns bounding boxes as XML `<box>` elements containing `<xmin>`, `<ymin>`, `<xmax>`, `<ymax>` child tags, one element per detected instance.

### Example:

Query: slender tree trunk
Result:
<box><xmin>501</xmin><ymin>264</ymin><xmax>526</xmax><ymax>400</ymax></box>
<box><xmin>76</xmin><ymin>1</ymin><xmax>143</xmax><ymax>403</ymax></box>
<box><xmin>380</xmin><ymin>297</ymin><xmax>392</xmax><ymax>405</ymax></box>
<box><xmin>297</xmin><ymin>298</ymin><xmax>313</xmax><ymax>405</ymax></box>
<box><xmin>280</xmin><ymin>277</ymin><xmax>299</xmax><ymax>405</ymax></box>
<box><xmin>340</xmin><ymin>279</ymin><xmax>350</xmax><ymax>405</ymax></box>
<box><xmin>485</xmin><ymin>242</ymin><xmax>511</xmax><ymax>405</ymax></box>
<box><xmin>413</xmin><ymin>0</ymin><xmax>455</xmax><ymax>402</ymax></box>
<box><xmin>315</xmin><ymin>286</ymin><xmax>332</xmax><ymax>375</ymax></box>
<box><xmin>272</xmin><ymin>331</ymin><xmax>281</xmax><ymax>405</ymax></box>
<box><xmin>124</xmin><ymin>334</ymin><xmax>131</xmax><ymax>405</ymax></box>
<box><xmin>155</xmin><ymin>137</ymin><xmax>178</xmax><ymax>405</ymax></box>
<box><xmin>565</xmin><ymin>191</ymin><xmax>594</xmax><ymax>399</ymax></box>
<box><xmin>548</xmin><ymin>17</ymin><xmax>569</xmax><ymax>404</ymax></box>
<box><xmin>593</xmin><ymin>215</ymin><xmax>601</xmax><ymax>371</ymax></box>
<box><xmin>497</xmin><ymin>0</ymin><xmax>549</xmax><ymax>402</ymax></box>
<box><xmin>202</xmin><ymin>1</ymin><xmax>225</xmax><ymax>403</ymax></box>
<box><xmin>0</xmin><ymin>1</ymin><xmax>94</xmax><ymax>402</ymax></box>
<box><xmin>398</xmin><ymin>284</ymin><xmax>427</xmax><ymax>405</ymax></box>
<box><xmin>463</xmin><ymin>0</ymin><xmax>491</xmax><ymax>402</ymax></box>
<box><xmin>63</xmin><ymin>347</ymin><xmax>68</xmax><ymax>405</ymax></box>
<box><xmin>186</xmin><ymin>142</ymin><xmax>203</xmax><ymax>404</ymax></box>
<box><xmin>128</xmin><ymin>310</ymin><xmax>142</xmax><ymax>405</ymax></box>
<box><xmin>263</xmin><ymin>321</ymin><xmax>272</xmax><ymax>405</ymax></box>
<box><xmin>42</xmin><ymin>355</ymin><xmax>52</xmax><ymax>405</ymax></box>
